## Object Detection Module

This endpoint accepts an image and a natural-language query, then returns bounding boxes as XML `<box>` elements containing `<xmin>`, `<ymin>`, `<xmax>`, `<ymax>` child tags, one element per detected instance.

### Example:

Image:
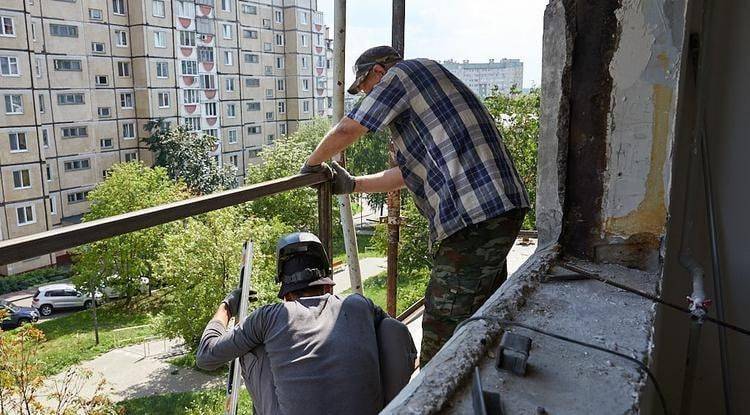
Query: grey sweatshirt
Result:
<box><xmin>196</xmin><ymin>293</ymin><xmax>387</xmax><ymax>415</ymax></box>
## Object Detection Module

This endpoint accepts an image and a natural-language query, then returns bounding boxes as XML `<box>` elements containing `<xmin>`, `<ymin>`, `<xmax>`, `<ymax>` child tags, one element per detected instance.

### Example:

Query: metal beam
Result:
<box><xmin>0</xmin><ymin>172</ymin><xmax>330</xmax><ymax>265</ymax></box>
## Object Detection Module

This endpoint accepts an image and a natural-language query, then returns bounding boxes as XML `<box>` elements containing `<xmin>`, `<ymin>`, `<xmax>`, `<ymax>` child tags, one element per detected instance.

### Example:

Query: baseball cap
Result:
<box><xmin>347</xmin><ymin>45</ymin><xmax>403</xmax><ymax>95</ymax></box>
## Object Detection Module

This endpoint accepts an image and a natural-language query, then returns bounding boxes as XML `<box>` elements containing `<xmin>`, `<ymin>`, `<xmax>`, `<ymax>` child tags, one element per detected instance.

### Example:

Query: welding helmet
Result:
<box><xmin>275</xmin><ymin>232</ymin><xmax>334</xmax><ymax>299</ymax></box>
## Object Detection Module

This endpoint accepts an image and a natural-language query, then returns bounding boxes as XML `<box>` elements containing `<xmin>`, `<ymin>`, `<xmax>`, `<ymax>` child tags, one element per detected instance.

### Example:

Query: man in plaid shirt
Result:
<box><xmin>301</xmin><ymin>46</ymin><xmax>529</xmax><ymax>367</ymax></box>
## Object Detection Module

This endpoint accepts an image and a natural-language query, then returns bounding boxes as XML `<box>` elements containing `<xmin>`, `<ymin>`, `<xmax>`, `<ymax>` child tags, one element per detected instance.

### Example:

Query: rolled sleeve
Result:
<box><xmin>347</xmin><ymin>71</ymin><xmax>409</xmax><ymax>133</ymax></box>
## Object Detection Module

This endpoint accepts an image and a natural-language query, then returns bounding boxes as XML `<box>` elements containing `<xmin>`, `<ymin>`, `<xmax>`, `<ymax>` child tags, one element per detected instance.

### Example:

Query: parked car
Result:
<box><xmin>0</xmin><ymin>299</ymin><xmax>39</xmax><ymax>329</ymax></box>
<box><xmin>31</xmin><ymin>284</ymin><xmax>103</xmax><ymax>317</ymax></box>
<box><xmin>100</xmin><ymin>276</ymin><xmax>150</xmax><ymax>300</ymax></box>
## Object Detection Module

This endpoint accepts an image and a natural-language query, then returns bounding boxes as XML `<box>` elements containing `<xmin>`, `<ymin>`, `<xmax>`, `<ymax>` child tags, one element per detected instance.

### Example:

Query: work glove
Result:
<box><xmin>299</xmin><ymin>160</ymin><xmax>332</xmax><ymax>177</ymax></box>
<box><xmin>331</xmin><ymin>161</ymin><xmax>356</xmax><ymax>195</ymax></box>
<box><xmin>222</xmin><ymin>287</ymin><xmax>258</xmax><ymax>318</ymax></box>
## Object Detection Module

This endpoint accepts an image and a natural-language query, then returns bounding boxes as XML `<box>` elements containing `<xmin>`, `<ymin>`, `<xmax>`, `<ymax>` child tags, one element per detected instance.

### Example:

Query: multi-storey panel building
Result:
<box><xmin>0</xmin><ymin>0</ymin><xmax>332</xmax><ymax>275</ymax></box>
<box><xmin>442</xmin><ymin>58</ymin><xmax>523</xmax><ymax>98</ymax></box>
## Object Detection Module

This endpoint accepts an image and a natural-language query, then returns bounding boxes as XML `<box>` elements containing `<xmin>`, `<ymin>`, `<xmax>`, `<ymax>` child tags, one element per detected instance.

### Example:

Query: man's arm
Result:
<box><xmin>196</xmin><ymin>304</ymin><xmax>261</xmax><ymax>371</ymax></box>
<box><xmin>355</xmin><ymin>166</ymin><xmax>405</xmax><ymax>194</ymax></box>
<box><xmin>306</xmin><ymin>117</ymin><xmax>369</xmax><ymax>165</ymax></box>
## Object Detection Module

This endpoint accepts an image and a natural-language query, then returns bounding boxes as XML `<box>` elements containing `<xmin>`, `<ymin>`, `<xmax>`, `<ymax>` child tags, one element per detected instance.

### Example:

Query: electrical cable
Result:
<box><xmin>560</xmin><ymin>264</ymin><xmax>750</xmax><ymax>337</ymax></box>
<box><xmin>454</xmin><ymin>316</ymin><xmax>671</xmax><ymax>415</ymax></box>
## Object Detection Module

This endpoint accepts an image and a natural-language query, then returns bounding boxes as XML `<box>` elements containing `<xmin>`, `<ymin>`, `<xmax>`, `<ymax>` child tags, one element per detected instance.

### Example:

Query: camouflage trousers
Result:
<box><xmin>420</xmin><ymin>209</ymin><xmax>526</xmax><ymax>367</ymax></box>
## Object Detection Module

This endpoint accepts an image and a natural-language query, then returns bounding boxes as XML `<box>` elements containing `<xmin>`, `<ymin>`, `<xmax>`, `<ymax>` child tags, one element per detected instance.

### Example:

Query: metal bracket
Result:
<box><xmin>496</xmin><ymin>332</ymin><xmax>532</xmax><ymax>376</ymax></box>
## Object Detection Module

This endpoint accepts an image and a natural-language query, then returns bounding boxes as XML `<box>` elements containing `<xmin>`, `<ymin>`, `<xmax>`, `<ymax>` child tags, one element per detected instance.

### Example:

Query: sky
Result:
<box><xmin>316</xmin><ymin>0</ymin><xmax>548</xmax><ymax>88</ymax></box>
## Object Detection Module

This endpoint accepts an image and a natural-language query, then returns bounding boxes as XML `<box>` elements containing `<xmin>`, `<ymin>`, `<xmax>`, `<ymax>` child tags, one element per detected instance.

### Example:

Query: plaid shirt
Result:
<box><xmin>347</xmin><ymin>59</ymin><xmax>529</xmax><ymax>244</ymax></box>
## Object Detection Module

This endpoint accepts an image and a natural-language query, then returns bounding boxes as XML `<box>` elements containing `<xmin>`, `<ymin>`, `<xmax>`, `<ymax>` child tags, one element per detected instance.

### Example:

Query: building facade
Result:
<box><xmin>0</xmin><ymin>0</ymin><xmax>332</xmax><ymax>275</ymax></box>
<box><xmin>442</xmin><ymin>58</ymin><xmax>523</xmax><ymax>98</ymax></box>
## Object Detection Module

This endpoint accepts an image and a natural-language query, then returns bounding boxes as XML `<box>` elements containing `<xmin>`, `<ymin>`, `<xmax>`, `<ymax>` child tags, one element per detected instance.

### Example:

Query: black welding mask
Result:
<box><xmin>275</xmin><ymin>232</ymin><xmax>334</xmax><ymax>299</ymax></box>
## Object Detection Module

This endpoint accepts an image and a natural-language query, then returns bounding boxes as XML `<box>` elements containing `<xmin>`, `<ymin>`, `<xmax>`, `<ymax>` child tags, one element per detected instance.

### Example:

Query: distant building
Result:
<box><xmin>442</xmin><ymin>59</ymin><xmax>523</xmax><ymax>98</ymax></box>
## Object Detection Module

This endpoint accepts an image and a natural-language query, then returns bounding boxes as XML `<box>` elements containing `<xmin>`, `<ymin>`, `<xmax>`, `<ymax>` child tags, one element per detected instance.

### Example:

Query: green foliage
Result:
<box><xmin>347</xmin><ymin>130</ymin><xmax>391</xmax><ymax>211</ymax></box>
<box><xmin>359</xmin><ymin>269</ymin><xmax>430</xmax><ymax>315</ymax></box>
<box><xmin>0</xmin><ymin>267</ymin><xmax>70</xmax><ymax>296</ymax></box>
<box><xmin>483</xmin><ymin>87</ymin><xmax>540</xmax><ymax>229</ymax></box>
<box><xmin>72</xmin><ymin>162</ymin><xmax>187</xmax><ymax>302</ymax></box>
<box><xmin>119</xmin><ymin>388</ymin><xmax>252</xmax><ymax>415</ymax></box>
<box><xmin>372</xmin><ymin>194</ymin><xmax>431</xmax><ymax>279</ymax></box>
<box><xmin>153</xmin><ymin>207</ymin><xmax>292</xmax><ymax>348</ymax></box>
<box><xmin>243</xmin><ymin>118</ymin><xmax>330</xmax><ymax>231</ymax></box>
<box><xmin>143</xmin><ymin>119</ymin><xmax>237</xmax><ymax>195</ymax></box>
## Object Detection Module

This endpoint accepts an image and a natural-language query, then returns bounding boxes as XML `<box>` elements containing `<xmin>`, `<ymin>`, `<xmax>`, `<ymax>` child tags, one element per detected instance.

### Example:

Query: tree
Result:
<box><xmin>153</xmin><ymin>207</ymin><xmax>292</xmax><ymax>347</ymax></box>
<box><xmin>143</xmin><ymin>119</ymin><xmax>237</xmax><ymax>195</ymax></box>
<box><xmin>483</xmin><ymin>86</ymin><xmax>540</xmax><ymax>229</ymax></box>
<box><xmin>347</xmin><ymin>130</ymin><xmax>391</xmax><ymax>213</ymax></box>
<box><xmin>72</xmin><ymin>162</ymin><xmax>187</xmax><ymax>305</ymax></box>
<box><xmin>372</xmin><ymin>194</ymin><xmax>431</xmax><ymax>278</ymax></box>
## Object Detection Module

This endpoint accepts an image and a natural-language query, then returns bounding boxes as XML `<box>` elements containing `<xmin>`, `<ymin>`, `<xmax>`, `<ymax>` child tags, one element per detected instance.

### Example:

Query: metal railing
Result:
<box><xmin>0</xmin><ymin>172</ymin><xmax>333</xmax><ymax>266</ymax></box>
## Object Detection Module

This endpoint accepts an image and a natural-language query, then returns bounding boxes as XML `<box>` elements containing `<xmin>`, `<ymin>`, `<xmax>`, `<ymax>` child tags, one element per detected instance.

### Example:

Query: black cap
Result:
<box><xmin>347</xmin><ymin>45</ymin><xmax>403</xmax><ymax>95</ymax></box>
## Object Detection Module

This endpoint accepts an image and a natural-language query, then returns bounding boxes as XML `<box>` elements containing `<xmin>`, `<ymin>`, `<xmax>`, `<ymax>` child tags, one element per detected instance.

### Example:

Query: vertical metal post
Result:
<box><xmin>386</xmin><ymin>0</ymin><xmax>406</xmax><ymax>317</ymax></box>
<box><xmin>318</xmin><ymin>183</ymin><xmax>333</xmax><ymax>263</ymax></box>
<box><xmin>332</xmin><ymin>0</ymin><xmax>364</xmax><ymax>294</ymax></box>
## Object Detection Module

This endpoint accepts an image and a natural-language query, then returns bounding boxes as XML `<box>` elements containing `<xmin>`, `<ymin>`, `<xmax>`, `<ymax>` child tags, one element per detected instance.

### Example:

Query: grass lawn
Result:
<box><xmin>119</xmin><ymin>388</ymin><xmax>253</xmax><ymax>415</ymax></box>
<box><xmin>349</xmin><ymin>269</ymin><xmax>430</xmax><ymax>316</ymax></box>
<box><xmin>34</xmin><ymin>301</ymin><xmax>159</xmax><ymax>376</ymax></box>
<box><xmin>331</xmin><ymin>233</ymin><xmax>382</xmax><ymax>264</ymax></box>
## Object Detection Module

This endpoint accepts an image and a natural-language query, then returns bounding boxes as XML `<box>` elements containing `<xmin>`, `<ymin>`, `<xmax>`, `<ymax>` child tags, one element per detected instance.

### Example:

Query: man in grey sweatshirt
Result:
<box><xmin>196</xmin><ymin>232</ymin><xmax>417</xmax><ymax>415</ymax></box>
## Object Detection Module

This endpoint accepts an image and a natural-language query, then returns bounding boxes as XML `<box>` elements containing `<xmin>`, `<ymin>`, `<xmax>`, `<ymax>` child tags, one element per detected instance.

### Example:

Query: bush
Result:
<box><xmin>0</xmin><ymin>267</ymin><xmax>71</xmax><ymax>296</ymax></box>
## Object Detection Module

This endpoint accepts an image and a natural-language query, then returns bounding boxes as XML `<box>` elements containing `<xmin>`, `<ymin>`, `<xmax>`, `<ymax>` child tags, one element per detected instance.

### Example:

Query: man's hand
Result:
<box><xmin>222</xmin><ymin>287</ymin><xmax>258</xmax><ymax>318</ymax></box>
<box><xmin>299</xmin><ymin>160</ymin><xmax>332</xmax><ymax>177</ymax></box>
<box><xmin>331</xmin><ymin>161</ymin><xmax>356</xmax><ymax>194</ymax></box>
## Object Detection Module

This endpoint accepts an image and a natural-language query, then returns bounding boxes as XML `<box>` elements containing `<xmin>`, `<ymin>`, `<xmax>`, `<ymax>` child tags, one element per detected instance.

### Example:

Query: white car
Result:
<box><xmin>100</xmin><ymin>276</ymin><xmax>150</xmax><ymax>300</ymax></box>
<box><xmin>32</xmin><ymin>284</ymin><xmax>103</xmax><ymax>317</ymax></box>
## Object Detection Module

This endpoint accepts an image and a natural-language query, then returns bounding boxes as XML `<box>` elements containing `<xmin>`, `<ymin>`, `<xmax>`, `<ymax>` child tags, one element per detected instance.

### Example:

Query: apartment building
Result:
<box><xmin>442</xmin><ymin>58</ymin><xmax>523</xmax><ymax>98</ymax></box>
<box><xmin>0</xmin><ymin>0</ymin><xmax>332</xmax><ymax>275</ymax></box>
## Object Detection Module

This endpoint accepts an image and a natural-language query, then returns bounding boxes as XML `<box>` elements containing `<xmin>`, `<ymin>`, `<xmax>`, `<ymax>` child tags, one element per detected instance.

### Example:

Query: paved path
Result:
<box><xmin>333</xmin><ymin>257</ymin><xmax>386</xmax><ymax>294</ymax></box>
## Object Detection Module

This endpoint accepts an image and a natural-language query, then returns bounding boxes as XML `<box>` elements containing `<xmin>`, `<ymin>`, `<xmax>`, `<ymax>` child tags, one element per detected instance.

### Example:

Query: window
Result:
<box><xmin>63</xmin><ymin>159</ymin><xmax>90</xmax><ymax>172</ymax></box>
<box><xmin>302</xmin><ymin>78</ymin><xmax>310</xmax><ymax>91</ymax></box>
<box><xmin>41</xmin><ymin>130</ymin><xmax>49</xmax><ymax>148</ymax></box>
<box><xmin>91</xmin><ymin>42</ymin><xmax>106</xmax><ymax>53</ymax></box>
<box><xmin>180</xmin><ymin>31</ymin><xmax>196</xmax><ymax>47</ymax></box>
<box><xmin>265</xmin><ymin>111</ymin><xmax>273</xmax><ymax>121</ymax></box>
<box><xmin>117</xmin><ymin>61</ymin><xmax>130</xmax><ymax>77</ymax></box>
<box><xmin>120</xmin><ymin>93</ymin><xmax>133</xmax><ymax>109</ymax></box>
<box><xmin>316</xmin><ymin>55</ymin><xmax>325</xmax><ymax>69</ymax></box>
<box><xmin>267</xmin><ymin>134</ymin><xmax>274</xmax><ymax>143</ymax></box>
<box><xmin>248</xmin><ymin>148</ymin><xmax>260</xmax><ymax>158</ymax></box>
<box><xmin>228</xmin><ymin>129</ymin><xmax>237</xmax><ymax>143</ymax></box>
<box><xmin>223</xmin><ymin>50</ymin><xmax>233</xmax><ymax>66</ymax></box>
<box><xmin>200</xmin><ymin>74</ymin><xmax>215</xmax><ymax>89</ymax></box>
<box><xmin>61</xmin><ymin>126</ymin><xmax>87</xmax><ymax>138</ymax></box>
<box><xmin>95</xmin><ymin>75</ymin><xmax>108</xmax><ymax>86</ymax></box>
<box><xmin>198</xmin><ymin>46</ymin><xmax>214</xmax><ymax>63</ymax></box>
<box><xmin>245</xmin><ymin>78</ymin><xmax>259</xmax><ymax>87</ymax></box>
<box><xmin>57</xmin><ymin>93</ymin><xmax>85</xmax><ymax>105</ymax></box>
<box><xmin>299</xmin><ymin>11</ymin><xmax>308</xmax><ymax>24</ymax></box>
<box><xmin>230</xmin><ymin>154</ymin><xmax>238</xmax><ymax>167</ymax></box>
<box><xmin>280</xmin><ymin>124</ymin><xmax>286</xmax><ymax>135</ymax></box>
<box><xmin>225</xmin><ymin>78</ymin><xmax>235</xmax><ymax>91</ymax></box>
<box><xmin>154</xmin><ymin>31</ymin><xmax>166</xmax><ymax>48</ymax></box>
<box><xmin>221</xmin><ymin>0</ymin><xmax>230</xmax><ymax>12</ymax></box>
<box><xmin>38</xmin><ymin>94</ymin><xmax>45</xmax><ymax>113</ymax></box>
<box><xmin>116</xmin><ymin>30</ymin><xmax>128</xmax><ymax>47</ymax></box>
<box><xmin>246</xmin><ymin>102</ymin><xmax>260</xmax><ymax>111</ymax></box>
<box><xmin>184</xmin><ymin>117</ymin><xmax>200</xmax><ymax>131</ymax></box>
<box><xmin>9</xmin><ymin>132</ymin><xmax>27</xmax><ymax>152</ymax></box>
<box><xmin>243</xmin><ymin>29</ymin><xmax>258</xmax><ymax>39</ymax></box>
<box><xmin>89</xmin><ymin>8</ymin><xmax>103</xmax><ymax>20</ymax></box>
<box><xmin>276</xmin><ymin>56</ymin><xmax>284</xmax><ymax>69</ymax></box>
<box><xmin>277</xmin><ymin>79</ymin><xmax>284</xmax><ymax>91</ymax></box>
<box><xmin>303</xmin><ymin>100</ymin><xmax>310</xmax><ymax>113</ymax></box>
<box><xmin>34</xmin><ymin>57</ymin><xmax>42</xmax><ymax>78</ymax></box>
<box><xmin>262</xmin><ymin>19</ymin><xmax>271</xmax><ymax>28</ymax></box>
<box><xmin>0</xmin><ymin>56</ymin><xmax>19</xmax><ymax>76</ymax></box>
<box><xmin>242</xmin><ymin>4</ymin><xmax>257</xmax><ymax>14</ymax></box>
<box><xmin>13</xmin><ymin>170</ymin><xmax>31</xmax><ymax>189</ymax></box>
<box><xmin>1</xmin><ymin>16</ymin><xmax>15</xmax><ymax>37</ymax></box>
<box><xmin>123</xmin><ymin>123</ymin><xmax>135</xmax><ymax>139</ymax></box>
<box><xmin>205</xmin><ymin>102</ymin><xmax>217</xmax><ymax>116</ymax></box>
<box><xmin>152</xmin><ymin>0</ymin><xmax>165</xmax><ymax>17</ymax></box>
<box><xmin>315</xmin><ymin>33</ymin><xmax>322</xmax><ymax>46</ymax></box>
<box><xmin>98</xmin><ymin>107</ymin><xmax>111</xmax><ymax>118</ymax></box>
<box><xmin>183</xmin><ymin>89</ymin><xmax>199</xmax><ymax>103</ymax></box>
<box><xmin>244</xmin><ymin>54</ymin><xmax>259</xmax><ymax>64</ymax></box>
<box><xmin>196</xmin><ymin>17</ymin><xmax>213</xmax><ymax>34</ymax></box>
<box><xmin>16</xmin><ymin>205</ymin><xmax>34</xmax><ymax>226</ymax></box>
<box><xmin>50</xmin><ymin>195</ymin><xmax>57</xmax><ymax>215</ymax></box>
<box><xmin>181</xmin><ymin>60</ymin><xmax>198</xmax><ymax>75</ymax></box>
<box><xmin>227</xmin><ymin>103</ymin><xmax>236</xmax><ymax>117</ymax></box>
<box><xmin>300</xmin><ymin>34</ymin><xmax>307</xmax><ymax>47</ymax></box>
<box><xmin>46</xmin><ymin>165</ymin><xmax>52</xmax><ymax>181</ymax></box>
<box><xmin>31</xmin><ymin>22</ymin><xmax>36</xmax><ymax>41</ymax></box>
<box><xmin>50</xmin><ymin>24</ymin><xmax>78</xmax><ymax>38</ymax></box>
<box><xmin>156</xmin><ymin>61</ymin><xmax>169</xmax><ymax>78</ymax></box>
<box><xmin>113</xmin><ymin>0</ymin><xmax>126</xmax><ymax>15</ymax></box>
<box><xmin>204</xmin><ymin>129</ymin><xmax>218</xmax><ymax>138</ymax></box>
<box><xmin>264</xmin><ymin>65</ymin><xmax>273</xmax><ymax>75</ymax></box>
<box><xmin>274</xmin><ymin>10</ymin><xmax>282</xmax><ymax>23</ymax></box>
<box><xmin>100</xmin><ymin>137</ymin><xmax>113</xmax><ymax>148</ymax></box>
<box><xmin>265</xmin><ymin>88</ymin><xmax>273</xmax><ymax>98</ymax></box>
<box><xmin>263</xmin><ymin>42</ymin><xmax>272</xmax><ymax>52</ymax></box>
<box><xmin>277</xmin><ymin>101</ymin><xmax>285</xmax><ymax>114</ymax></box>
<box><xmin>247</xmin><ymin>125</ymin><xmax>261</xmax><ymax>134</ymax></box>
<box><xmin>67</xmin><ymin>191</ymin><xmax>89</xmax><ymax>204</ymax></box>
<box><xmin>54</xmin><ymin>59</ymin><xmax>82</xmax><ymax>71</ymax></box>
<box><xmin>222</xmin><ymin>24</ymin><xmax>232</xmax><ymax>39</ymax></box>
<box><xmin>301</xmin><ymin>56</ymin><xmax>309</xmax><ymax>69</ymax></box>
<box><xmin>124</xmin><ymin>152</ymin><xmax>138</xmax><ymax>162</ymax></box>
<box><xmin>158</xmin><ymin>92</ymin><xmax>170</xmax><ymax>108</ymax></box>
<box><xmin>4</xmin><ymin>95</ymin><xmax>23</xmax><ymax>114</ymax></box>
<box><xmin>275</xmin><ymin>33</ymin><xmax>283</xmax><ymax>46</ymax></box>
<box><xmin>176</xmin><ymin>0</ymin><xmax>192</xmax><ymax>18</ymax></box>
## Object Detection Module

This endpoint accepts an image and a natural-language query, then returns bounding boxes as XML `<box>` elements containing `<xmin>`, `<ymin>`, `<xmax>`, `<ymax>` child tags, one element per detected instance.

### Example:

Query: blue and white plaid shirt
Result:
<box><xmin>347</xmin><ymin>59</ymin><xmax>529</xmax><ymax>244</ymax></box>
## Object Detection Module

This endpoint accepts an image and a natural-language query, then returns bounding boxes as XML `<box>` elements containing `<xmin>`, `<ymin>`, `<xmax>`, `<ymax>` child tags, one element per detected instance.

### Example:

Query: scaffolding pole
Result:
<box><xmin>387</xmin><ymin>0</ymin><xmax>405</xmax><ymax>317</ymax></box>
<box><xmin>332</xmin><ymin>0</ymin><xmax>363</xmax><ymax>294</ymax></box>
